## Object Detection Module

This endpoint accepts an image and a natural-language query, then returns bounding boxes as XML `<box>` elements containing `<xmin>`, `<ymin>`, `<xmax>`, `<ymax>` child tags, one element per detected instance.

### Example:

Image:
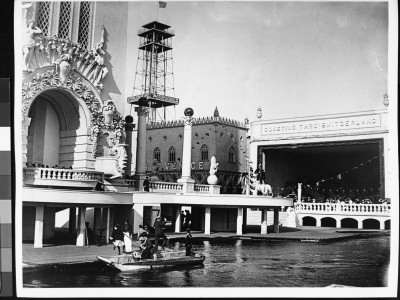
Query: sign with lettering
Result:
<box><xmin>261</xmin><ymin>114</ymin><xmax>381</xmax><ymax>136</ymax></box>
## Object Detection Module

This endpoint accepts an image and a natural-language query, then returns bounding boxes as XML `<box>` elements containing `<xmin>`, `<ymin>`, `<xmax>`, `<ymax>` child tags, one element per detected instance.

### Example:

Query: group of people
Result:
<box><xmin>109</xmin><ymin>219</ymin><xmax>133</xmax><ymax>255</ymax></box>
<box><xmin>110</xmin><ymin>216</ymin><xmax>193</xmax><ymax>259</ymax></box>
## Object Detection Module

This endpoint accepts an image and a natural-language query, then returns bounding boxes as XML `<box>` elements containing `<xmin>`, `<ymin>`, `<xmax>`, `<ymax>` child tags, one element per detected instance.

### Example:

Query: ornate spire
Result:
<box><xmin>213</xmin><ymin>106</ymin><xmax>219</xmax><ymax>118</ymax></box>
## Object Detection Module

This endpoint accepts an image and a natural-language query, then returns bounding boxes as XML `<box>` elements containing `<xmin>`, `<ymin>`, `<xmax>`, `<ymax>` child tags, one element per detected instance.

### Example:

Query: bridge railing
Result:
<box><xmin>294</xmin><ymin>202</ymin><xmax>390</xmax><ymax>215</ymax></box>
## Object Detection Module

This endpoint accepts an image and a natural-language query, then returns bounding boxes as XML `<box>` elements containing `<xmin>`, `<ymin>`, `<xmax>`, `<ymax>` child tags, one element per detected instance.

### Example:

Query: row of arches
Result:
<box><xmin>301</xmin><ymin>216</ymin><xmax>390</xmax><ymax>230</ymax></box>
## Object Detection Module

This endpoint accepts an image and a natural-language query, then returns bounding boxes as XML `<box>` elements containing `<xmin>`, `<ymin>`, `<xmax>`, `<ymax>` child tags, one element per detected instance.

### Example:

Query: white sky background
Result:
<box><xmin>124</xmin><ymin>1</ymin><xmax>388</xmax><ymax>122</ymax></box>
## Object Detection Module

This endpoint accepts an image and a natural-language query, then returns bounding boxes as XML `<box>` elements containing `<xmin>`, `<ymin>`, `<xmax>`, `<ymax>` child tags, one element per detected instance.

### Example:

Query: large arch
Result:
<box><xmin>363</xmin><ymin>218</ymin><xmax>380</xmax><ymax>229</ymax></box>
<box><xmin>26</xmin><ymin>88</ymin><xmax>90</xmax><ymax>168</ymax></box>
<box><xmin>340</xmin><ymin>218</ymin><xmax>358</xmax><ymax>229</ymax></box>
<box><xmin>21</xmin><ymin>66</ymin><xmax>111</xmax><ymax>168</ymax></box>
<box><xmin>302</xmin><ymin>216</ymin><xmax>316</xmax><ymax>226</ymax></box>
<box><xmin>321</xmin><ymin>217</ymin><xmax>336</xmax><ymax>227</ymax></box>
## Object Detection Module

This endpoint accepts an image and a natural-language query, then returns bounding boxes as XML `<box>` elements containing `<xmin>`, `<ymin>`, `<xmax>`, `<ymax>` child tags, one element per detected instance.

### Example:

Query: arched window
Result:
<box><xmin>228</xmin><ymin>146</ymin><xmax>235</xmax><ymax>163</ymax></box>
<box><xmin>154</xmin><ymin>148</ymin><xmax>161</xmax><ymax>163</ymax></box>
<box><xmin>169</xmin><ymin>147</ymin><xmax>176</xmax><ymax>162</ymax></box>
<box><xmin>201</xmin><ymin>145</ymin><xmax>208</xmax><ymax>161</ymax></box>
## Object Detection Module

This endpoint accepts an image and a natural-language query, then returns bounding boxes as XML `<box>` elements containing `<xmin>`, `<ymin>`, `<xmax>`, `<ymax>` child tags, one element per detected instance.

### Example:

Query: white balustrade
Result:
<box><xmin>149</xmin><ymin>181</ymin><xmax>183</xmax><ymax>192</ymax></box>
<box><xmin>294</xmin><ymin>202</ymin><xmax>390</xmax><ymax>216</ymax></box>
<box><xmin>23</xmin><ymin>167</ymin><xmax>104</xmax><ymax>188</ymax></box>
<box><xmin>194</xmin><ymin>184</ymin><xmax>210</xmax><ymax>193</ymax></box>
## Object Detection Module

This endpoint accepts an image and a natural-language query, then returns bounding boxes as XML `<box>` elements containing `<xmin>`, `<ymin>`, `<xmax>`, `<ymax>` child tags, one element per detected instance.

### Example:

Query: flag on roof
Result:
<box><xmin>159</xmin><ymin>1</ymin><xmax>167</xmax><ymax>8</ymax></box>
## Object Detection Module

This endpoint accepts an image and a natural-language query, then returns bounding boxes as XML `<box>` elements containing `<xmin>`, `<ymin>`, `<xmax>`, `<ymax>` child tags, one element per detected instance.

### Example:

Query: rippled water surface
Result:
<box><xmin>24</xmin><ymin>235</ymin><xmax>390</xmax><ymax>287</ymax></box>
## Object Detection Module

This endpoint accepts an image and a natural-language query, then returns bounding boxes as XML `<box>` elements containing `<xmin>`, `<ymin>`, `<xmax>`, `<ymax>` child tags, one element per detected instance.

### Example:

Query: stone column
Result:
<box><xmin>316</xmin><ymin>218</ymin><xmax>321</xmax><ymax>227</ymax></box>
<box><xmin>380</xmin><ymin>220</ymin><xmax>385</xmax><ymax>230</ymax></box>
<box><xmin>133</xmin><ymin>106</ymin><xmax>148</xmax><ymax>191</ymax></box>
<box><xmin>204</xmin><ymin>207</ymin><xmax>211</xmax><ymax>235</ymax></box>
<box><xmin>336</xmin><ymin>218</ymin><xmax>341</xmax><ymax>229</ymax></box>
<box><xmin>177</xmin><ymin>108</ymin><xmax>195</xmax><ymax>193</ymax></box>
<box><xmin>103</xmin><ymin>207</ymin><xmax>113</xmax><ymax>242</ymax></box>
<box><xmin>357</xmin><ymin>220</ymin><xmax>363</xmax><ymax>229</ymax></box>
<box><xmin>236</xmin><ymin>207</ymin><xmax>243</xmax><ymax>235</ymax></box>
<box><xmin>297</xmin><ymin>183</ymin><xmax>302</xmax><ymax>203</ymax></box>
<box><xmin>175</xmin><ymin>206</ymin><xmax>182</xmax><ymax>233</ymax></box>
<box><xmin>132</xmin><ymin>204</ymin><xmax>144</xmax><ymax>234</ymax></box>
<box><xmin>76</xmin><ymin>206</ymin><xmax>87</xmax><ymax>246</ymax></box>
<box><xmin>261</xmin><ymin>209</ymin><xmax>268</xmax><ymax>234</ymax></box>
<box><xmin>124</xmin><ymin>115</ymin><xmax>135</xmax><ymax>178</ymax></box>
<box><xmin>273</xmin><ymin>208</ymin><xmax>280</xmax><ymax>233</ymax></box>
<box><xmin>34</xmin><ymin>205</ymin><xmax>44</xmax><ymax>248</ymax></box>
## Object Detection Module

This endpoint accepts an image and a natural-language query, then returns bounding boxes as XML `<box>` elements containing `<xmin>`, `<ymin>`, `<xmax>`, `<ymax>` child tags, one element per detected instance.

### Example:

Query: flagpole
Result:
<box><xmin>156</xmin><ymin>2</ymin><xmax>159</xmax><ymax>21</ymax></box>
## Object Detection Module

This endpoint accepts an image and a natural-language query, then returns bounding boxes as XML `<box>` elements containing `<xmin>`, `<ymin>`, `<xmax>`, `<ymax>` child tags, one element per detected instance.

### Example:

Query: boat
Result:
<box><xmin>97</xmin><ymin>248</ymin><xmax>205</xmax><ymax>271</ymax></box>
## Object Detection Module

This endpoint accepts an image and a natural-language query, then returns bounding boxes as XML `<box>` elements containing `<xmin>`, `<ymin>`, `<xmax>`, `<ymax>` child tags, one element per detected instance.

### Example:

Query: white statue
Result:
<box><xmin>209</xmin><ymin>156</ymin><xmax>219</xmax><ymax>176</ymax></box>
<box><xmin>207</xmin><ymin>156</ymin><xmax>219</xmax><ymax>185</ymax></box>
<box><xmin>23</xmin><ymin>20</ymin><xmax>42</xmax><ymax>71</ymax></box>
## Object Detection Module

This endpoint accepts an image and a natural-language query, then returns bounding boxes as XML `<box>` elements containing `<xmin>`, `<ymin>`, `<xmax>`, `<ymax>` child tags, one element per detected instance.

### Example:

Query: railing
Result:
<box><xmin>294</xmin><ymin>202</ymin><xmax>391</xmax><ymax>215</ymax></box>
<box><xmin>194</xmin><ymin>184</ymin><xmax>210</xmax><ymax>193</ymax></box>
<box><xmin>149</xmin><ymin>181</ymin><xmax>183</xmax><ymax>192</ymax></box>
<box><xmin>124</xmin><ymin>179</ymin><xmax>135</xmax><ymax>188</ymax></box>
<box><xmin>23</xmin><ymin>167</ymin><xmax>104</xmax><ymax>188</ymax></box>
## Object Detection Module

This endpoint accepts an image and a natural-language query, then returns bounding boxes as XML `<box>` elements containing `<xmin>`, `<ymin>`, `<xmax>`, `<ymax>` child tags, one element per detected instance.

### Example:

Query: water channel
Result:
<box><xmin>23</xmin><ymin>235</ymin><xmax>390</xmax><ymax>288</ymax></box>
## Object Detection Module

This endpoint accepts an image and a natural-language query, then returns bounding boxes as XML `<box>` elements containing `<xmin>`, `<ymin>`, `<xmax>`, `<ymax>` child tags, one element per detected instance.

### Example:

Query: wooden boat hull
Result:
<box><xmin>97</xmin><ymin>250</ymin><xmax>205</xmax><ymax>271</ymax></box>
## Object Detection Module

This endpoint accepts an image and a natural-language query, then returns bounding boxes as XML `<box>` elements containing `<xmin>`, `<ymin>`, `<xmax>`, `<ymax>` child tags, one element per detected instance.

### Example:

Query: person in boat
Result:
<box><xmin>109</xmin><ymin>224</ymin><xmax>124</xmax><ymax>255</ymax></box>
<box><xmin>140</xmin><ymin>231</ymin><xmax>153</xmax><ymax>260</ymax></box>
<box><xmin>122</xmin><ymin>219</ymin><xmax>133</xmax><ymax>253</ymax></box>
<box><xmin>153</xmin><ymin>215</ymin><xmax>168</xmax><ymax>251</ymax></box>
<box><xmin>185</xmin><ymin>227</ymin><xmax>193</xmax><ymax>256</ymax></box>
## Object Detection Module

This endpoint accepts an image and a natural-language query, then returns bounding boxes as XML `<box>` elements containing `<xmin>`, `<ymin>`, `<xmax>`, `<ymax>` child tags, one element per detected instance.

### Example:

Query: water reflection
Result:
<box><xmin>23</xmin><ymin>235</ymin><xmax>390</xmax><ymax>288</ymax></box>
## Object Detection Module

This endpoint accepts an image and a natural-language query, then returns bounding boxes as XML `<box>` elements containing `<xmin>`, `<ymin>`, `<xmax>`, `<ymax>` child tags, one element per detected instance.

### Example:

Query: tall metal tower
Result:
<box><xmin>128</xmin><ymin>21</ymin><xmax>179</xmax><ymax>122</ymax></box>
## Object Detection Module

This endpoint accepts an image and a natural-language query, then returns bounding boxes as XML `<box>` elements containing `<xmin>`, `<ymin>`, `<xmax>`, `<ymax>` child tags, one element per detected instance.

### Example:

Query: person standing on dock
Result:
<box><xmin>109</xmin><ymin>224</ymin><xmax>124</xmax><ymax>255</ymax></box>
<box><xmin>122</xmin><ymin>219</ymin><xmax>133</xmax><ymax>253</ymax></box>
<box><xmin>153</xmin><ymin>215</ymin><xmax>168</xmax><ymax>250</ymax></box>
<box><xmin>185</xmin><ymin>228</ymin><xmax>193</xmax><ymax>256</ymax></box>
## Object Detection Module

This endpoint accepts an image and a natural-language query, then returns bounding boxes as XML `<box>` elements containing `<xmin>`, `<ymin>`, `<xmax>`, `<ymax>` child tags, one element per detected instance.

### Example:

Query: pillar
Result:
<box><xmin>33</xmin><ymin>205</ymin><xmax>44</xmax><ymax>248</ymax></box>
<box><xmin>204</xmin><ymin>207</ymin><xmax>211</xmax><ymax>235</ymax></box>
<box><xmin>177</xmin><ymin>108</ymin><xmax>195</xmax><ymax>193</ymax></box>
<box><xmin>132</xmin><ymin>204</ymin><xmax>144</xmax><ymax>234</ymax></box>
<box><xmin>336</xmin><ymin>218</ymin><xmax>341</xmax><ymax>229</ymax></box>
<box><xmin>175</xmin><ymin>206</ymin><xmax>182</xmax><ymax>233</ymax></box>
<box><xmin>261</xmin><ymin>209</ymin><xmax>268</xmax><ymax>234</ymax></box>
<box><xmin>316</xmin><ymin>218</ymin><xmax>321</xmax><ymax>227</ymax></box>
<box><xmin>103</xmin><ymin>207</ymin><xmax>113</xmax><ymax>242</ymax></box>
<box><xmin>380</xmin><ymin>220</ymin><xmax>385</xmax><ymax>230</ymax></box>
<box><xmin>243</xmin><ymin>208</ymin><xmax>247</xmax><ymax>233</ymax></box>
<box><xmin>22</xmin><ymin>117</ymin><xmax>31</xmax><ymax>166</ymax></box>
<box><xmin>124</xmin><ymin>115</ymin><xmax>135</xmax><ymax>178</ymax></box>
<box><xmin>273</xmin><ymin>208</ymin><xmax>280</xmax><ymax>233</ymax></box>
<box><xmin>297</xmin><ymin>183</ymin><xmax>302</xmax><ymax>203</ymax></box>
<box><xmin>133</xmin><ymin>106</ymin><xmax>148</xmax><ymax>191</ymax></box>
<box><xmin>76</xmin><ymin>206</ymin><xmax>87</xmax><ymax>246</ymax></box>
<box><xmin>358</xmin><ymin>220</ymin><xmax>363</xmax><ymax>229</ymax></box>
<box><xmin>68</xmin><ymin>207</ymin><xmax>76</xmax><ymax>234</ymax></box>
<box><xmin>236</xmin><ymin>208</ymin><xmax>243</xmax><ymax>235</ymax></box>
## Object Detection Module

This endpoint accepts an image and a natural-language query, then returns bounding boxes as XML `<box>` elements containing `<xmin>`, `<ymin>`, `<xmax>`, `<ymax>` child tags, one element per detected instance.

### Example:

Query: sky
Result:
<box><xmin>124</xmin><ymin>1</ymin><xmax>389</xmax><ymax>123</ymax></box>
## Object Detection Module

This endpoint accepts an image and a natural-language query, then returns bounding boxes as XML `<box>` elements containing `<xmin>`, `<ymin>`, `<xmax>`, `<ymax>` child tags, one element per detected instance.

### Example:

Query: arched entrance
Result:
<box><xmin>26</xmin><ymin>88</ymin><xmax>89</xmax><ymax>168</ymax></box>
<box><xmin>341</xmin><ymin>218</ymin><xmax>358</xmax><ymax>229</ymax></box>
<box><xmin>321</xmin><ymin>217</ymin><xmax>336</xmax><ymax>227</ymax></box>
<box><xmin>302</xmin><ymin>216</ymin><xmax>316</xmax><ymax>226</ymax></box>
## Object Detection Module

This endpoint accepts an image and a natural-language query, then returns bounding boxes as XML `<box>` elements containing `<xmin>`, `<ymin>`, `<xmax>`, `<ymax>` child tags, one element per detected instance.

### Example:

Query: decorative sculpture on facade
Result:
<box><xmin>207</xmin><ymin>156</ymin><xmax>219</xmax><ymax>185</ymax></box>
<box><xmin>55</xmin><ymin>53</ymin><xmax>72</xmax><ymax>83</ymax></box>
<box><xmin>23</xmin><ymin>20</ymin><xmax>42</xmax><ymax>71</ymax></box>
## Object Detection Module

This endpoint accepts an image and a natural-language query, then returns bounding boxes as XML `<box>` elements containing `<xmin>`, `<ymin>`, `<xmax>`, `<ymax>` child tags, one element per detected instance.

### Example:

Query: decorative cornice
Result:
<box><xmin>146</xmin><ymin>115</ymin><xmax>247</xmax><ymax>129</ymax></box>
